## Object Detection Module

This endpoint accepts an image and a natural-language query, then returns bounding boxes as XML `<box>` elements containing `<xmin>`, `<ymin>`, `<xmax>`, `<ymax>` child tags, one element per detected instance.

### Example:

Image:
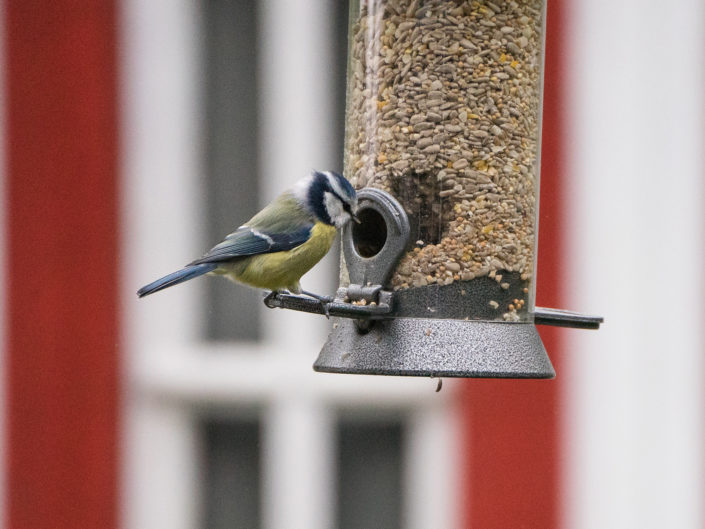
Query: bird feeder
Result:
<box><xmin>266</xmin><ymin>0</ymin><xmax>602</xmax><ymax>378</ymax></box>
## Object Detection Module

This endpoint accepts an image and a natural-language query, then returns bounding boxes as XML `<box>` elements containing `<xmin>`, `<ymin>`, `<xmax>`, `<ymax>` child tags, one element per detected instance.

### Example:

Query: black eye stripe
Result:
<box><xmin>330</xmin><ymin>190</ymin><xmax>350</xmax><ymax>211</ymax></box>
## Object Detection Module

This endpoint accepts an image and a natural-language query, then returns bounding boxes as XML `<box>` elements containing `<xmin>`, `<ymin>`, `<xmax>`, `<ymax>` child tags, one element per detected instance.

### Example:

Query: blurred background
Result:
<box><xmin>1</xmin><ymin>1</ymin><xmax>704</xmax><ymax>529</ymax></box>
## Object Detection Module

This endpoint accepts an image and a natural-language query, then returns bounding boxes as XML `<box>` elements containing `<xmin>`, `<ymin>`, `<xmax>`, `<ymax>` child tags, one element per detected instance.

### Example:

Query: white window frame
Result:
<box><xmin>120</xmin><ymin>2</ymin><xmax>461</xmax><ymax>529</ymax></box>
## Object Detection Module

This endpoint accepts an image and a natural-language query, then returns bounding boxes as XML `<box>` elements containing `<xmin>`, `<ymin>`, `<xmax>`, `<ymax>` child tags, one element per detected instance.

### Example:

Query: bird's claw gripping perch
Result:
<box><xmin>263</xmin><ymin>291</ymin><xmax>332</xmax><ymax>318</ymax></box>
<box><xmin>301</xmin><ymin>290</ymin><xmax>332</xmax><ymax>319</ymax></box>
<box><xmin>262</xmin><ymin>289</ymin><xmax>394</xmax><ymax>321</ymax></box>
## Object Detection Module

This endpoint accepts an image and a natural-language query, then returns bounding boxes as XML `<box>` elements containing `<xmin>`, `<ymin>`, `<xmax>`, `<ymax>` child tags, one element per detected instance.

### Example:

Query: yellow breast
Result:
<box><xmin>222</xmin><ymin>222</ymin><xmax>337</xmax><ymax>292</ymax></box>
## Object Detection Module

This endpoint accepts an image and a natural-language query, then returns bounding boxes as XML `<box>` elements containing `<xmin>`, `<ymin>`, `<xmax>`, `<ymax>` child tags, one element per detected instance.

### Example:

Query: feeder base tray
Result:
<box><xmin>314</xmin><ymin>317</ymin><xmax>555</xmax><ymax>379</ymax></box>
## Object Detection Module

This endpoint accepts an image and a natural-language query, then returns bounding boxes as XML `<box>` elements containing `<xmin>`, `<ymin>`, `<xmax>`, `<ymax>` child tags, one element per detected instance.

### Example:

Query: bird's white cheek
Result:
<box><xmin>335</xmin><ymin>212</ymin><xmax>352</xmax><ymax>228</ymax></box>
<box><xmin>324</xmin><ymin>192</ymin><xmax>345</xmax><ymax>226</ymax></box>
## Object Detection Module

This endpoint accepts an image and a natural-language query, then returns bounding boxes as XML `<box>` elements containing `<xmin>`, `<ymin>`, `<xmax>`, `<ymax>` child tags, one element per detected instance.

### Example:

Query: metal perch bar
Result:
<box><xmin>264</xmin><ymin>292</ymin><xmax>603</xmax><ymax>330</ymax></box>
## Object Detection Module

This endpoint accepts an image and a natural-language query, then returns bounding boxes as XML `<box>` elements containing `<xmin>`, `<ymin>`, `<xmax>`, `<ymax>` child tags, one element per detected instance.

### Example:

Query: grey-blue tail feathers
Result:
<box><xmin>137</xmin><ymin>263</ymin><xmax>217</xmax><ymax>298</ymax></box>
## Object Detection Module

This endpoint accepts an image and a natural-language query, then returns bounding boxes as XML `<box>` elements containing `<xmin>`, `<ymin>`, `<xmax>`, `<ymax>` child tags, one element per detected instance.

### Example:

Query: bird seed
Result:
<box><xmin>344</xmin><ymin>0</ymin><xmax>544</xmax><ymax>321</ymax></box>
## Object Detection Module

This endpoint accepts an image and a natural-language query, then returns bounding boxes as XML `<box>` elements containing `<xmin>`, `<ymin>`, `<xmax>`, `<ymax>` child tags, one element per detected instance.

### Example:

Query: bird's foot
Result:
<box><xmin>262</xmin><ymin>290</ymin><xmax>278</xmax><ymax>308</ymax></box>
<box><xmin>301</xmin><ymin>290</ymin><xmax>333</xmax><ymax>319</ymax></box>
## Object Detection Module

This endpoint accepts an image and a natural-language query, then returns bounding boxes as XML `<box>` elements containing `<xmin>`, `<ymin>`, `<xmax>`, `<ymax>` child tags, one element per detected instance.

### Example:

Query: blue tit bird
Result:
<box><xmin>137</xmin><ymin>170</ymin><xmax>358</xmax><ymax>300</ymax></box>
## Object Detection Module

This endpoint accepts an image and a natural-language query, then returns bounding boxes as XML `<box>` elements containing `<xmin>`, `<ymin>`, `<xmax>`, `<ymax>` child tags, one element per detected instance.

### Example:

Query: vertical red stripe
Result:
<box><xmin>5</xmin><ymin>2</ymin><xmax>119</xmax><ymax>529</ymax></box>
<box><xmin>460</xmin><ymin>0</ymin><xmax>568</xmax><ymax>527</ymax></box>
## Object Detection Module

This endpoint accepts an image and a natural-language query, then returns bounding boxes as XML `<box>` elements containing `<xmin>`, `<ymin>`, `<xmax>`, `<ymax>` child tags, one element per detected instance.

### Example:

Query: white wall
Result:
<box><xmin>566</xmin><ymin>0</ymin><xmax>705</xmax><ymax>527</ymax></box>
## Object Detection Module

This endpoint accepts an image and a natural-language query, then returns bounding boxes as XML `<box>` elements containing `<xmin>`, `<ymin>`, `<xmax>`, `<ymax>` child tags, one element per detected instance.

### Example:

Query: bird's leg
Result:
<box><xmin>301</xmin><ymin>290</ymin><xmax>334</xmax><ymax>303</ymax></box>
<box><xmin>301</xmin><ymin>290</ymin><xmax>333</xmax><ymax>318</ymax></box>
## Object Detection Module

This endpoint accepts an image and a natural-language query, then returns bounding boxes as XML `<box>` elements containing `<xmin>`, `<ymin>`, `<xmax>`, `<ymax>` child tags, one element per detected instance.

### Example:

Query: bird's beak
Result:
<box><xmin>352</xmin><ymin>212</ymin><xmax>361</xmax><ymax>224</ymax></box>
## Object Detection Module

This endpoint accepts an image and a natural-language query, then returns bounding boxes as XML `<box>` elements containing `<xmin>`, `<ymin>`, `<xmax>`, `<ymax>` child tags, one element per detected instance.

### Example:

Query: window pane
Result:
<box><xmin>337</xmin><ymin>420</ymin><xmax>403</xmax><ymax>529</ymax></box>
<box><xmin>201</xmin><ymin>419</ymin><xmax>261</xmax><ymax>529</ymax></box>
<box><xmin>203</xmin><ymin>0</ymin><xmax>261</xmax><ymax>341</ymax></box>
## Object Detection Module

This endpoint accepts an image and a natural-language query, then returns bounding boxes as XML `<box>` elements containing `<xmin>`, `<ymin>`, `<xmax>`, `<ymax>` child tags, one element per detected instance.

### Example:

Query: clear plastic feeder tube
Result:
<box><xmin>343</xmin><ymin>0</ymin><xmax>546</xmax><ymax>322</ymax></box>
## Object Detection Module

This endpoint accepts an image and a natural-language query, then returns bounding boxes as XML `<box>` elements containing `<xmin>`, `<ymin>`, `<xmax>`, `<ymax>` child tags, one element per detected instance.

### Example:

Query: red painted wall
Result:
<box><xmin>460</xmin><ymin>0</ymin><xmax>568</xmax><ymax>527</ymax></box>
<box><xmin>5</xmin><ymin>2</ymin><xmax>120</xmax><ymax>528</ymax></box>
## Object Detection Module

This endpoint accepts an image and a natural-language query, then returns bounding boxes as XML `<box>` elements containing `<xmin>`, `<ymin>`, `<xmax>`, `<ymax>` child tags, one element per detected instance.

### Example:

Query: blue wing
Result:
<box><xmin>189</xmin><ymin>224</ymin><xmax>313</xmax><ymax>265</ymax></box>
<box><xmin>137</xmin><ymin>263</ymin><xmax>217</xmax><ymax>298</ymax></box>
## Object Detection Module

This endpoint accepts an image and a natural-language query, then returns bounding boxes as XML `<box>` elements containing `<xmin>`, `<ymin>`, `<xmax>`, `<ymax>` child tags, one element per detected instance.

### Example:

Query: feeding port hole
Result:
<box><xmin>352</xmin><ymin>207</ymin><xmax>387</xmax><ymax>258</ymax></box>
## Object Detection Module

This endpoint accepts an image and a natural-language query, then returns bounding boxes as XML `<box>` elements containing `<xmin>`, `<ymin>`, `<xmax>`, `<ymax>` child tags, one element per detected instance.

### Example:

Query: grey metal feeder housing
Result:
<box><xmin>265</xmin><ymin>0</ymin><xmax>602</xmax><ymax>378</ymax></box>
